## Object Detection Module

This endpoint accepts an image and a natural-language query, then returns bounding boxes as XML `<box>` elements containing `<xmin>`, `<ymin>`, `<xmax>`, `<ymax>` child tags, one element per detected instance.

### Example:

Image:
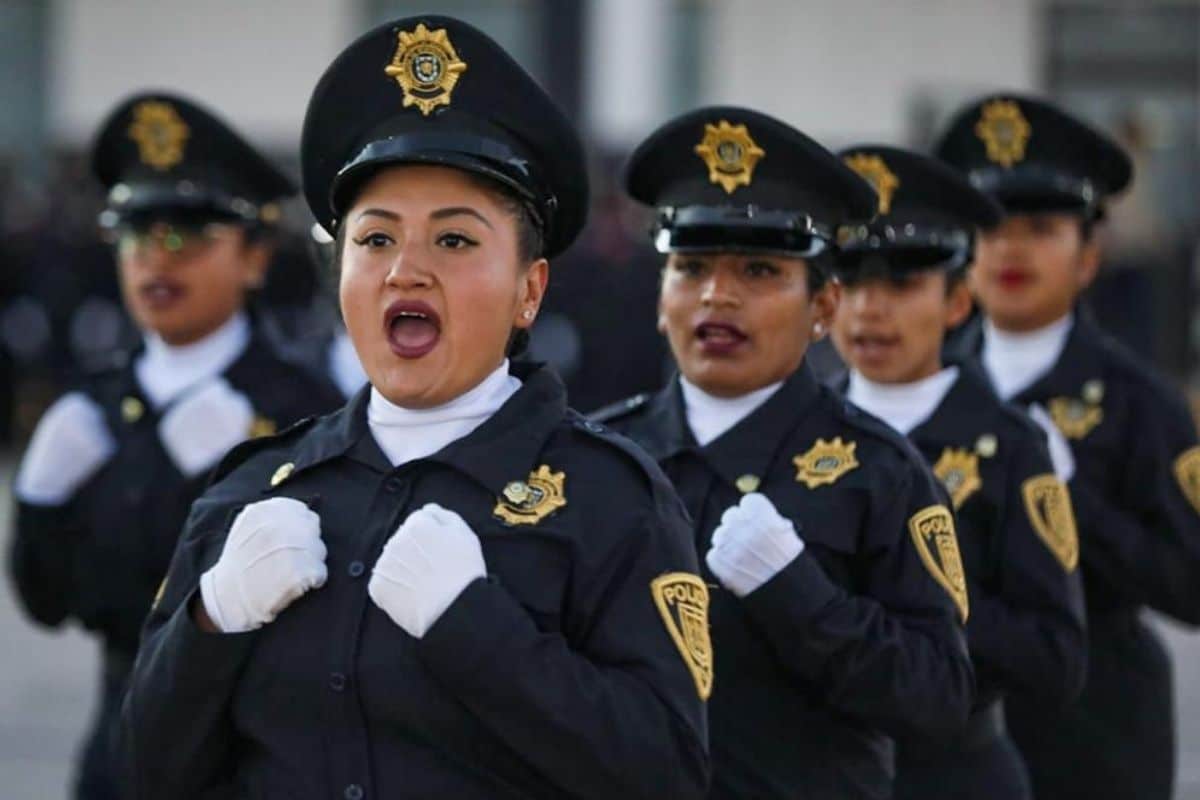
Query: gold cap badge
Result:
<box><xmin>651</xmin><ymin>573</ymin><xmax>713</xmax><ymax>700</ymax></box>
<box><xmin>933</xmin><ymin>448</ymin><xmax>982</xmax><ymax>510</ymax></box>
<box><xmin>1021</xmin><ymin>474</ymin><xmax>1079</xmax><ymax>572</ymax></box>
<box><xmin>975</xmin><ymin>99</ymin><xmax>1031</xmax><ymax>168</ymax></box>
<box><xmin>493</xmin><ymin>465</ymin><xmax>566</xmax><ymax>526</ymax></box>
<box><xmin>1173</xmin><ymin>445</ymin><xmax>1200</xmax><ymax>516</ymax></box>
<box><xmin>694</xmin><ymin>120</ymin><xmax>765</xmax><ymax>195</ymax></box>
<box><xmin>1048</xmin><ymin>396</ymin><xmax>1103</xmax><ymax>440</ymax></box>
<box><xmin>908</xmin><ymin>505</ymin><xmax>969</xmax><ymax>622</ymax></box>
<box><xmin>384</xmin><ymin>23</ymin><xmax>468</xmax><ymax>116</ymax></box>
<box><xmin>127</xmin><ymin>101</ymin><xmax>190</xmax><ymax>171</ymax></box>
<box><xmin>794</xmin><ymin>437</ymin><xmax>859</xmax><ymax>489</ymax></box>
<box><xmin>844</xmin><ymin>153</ymin><xmax>900</xmax><ymax>214</ymax></box>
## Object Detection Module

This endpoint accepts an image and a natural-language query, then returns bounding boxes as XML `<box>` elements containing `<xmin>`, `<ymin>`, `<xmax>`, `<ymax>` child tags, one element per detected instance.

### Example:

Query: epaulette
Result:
<box><xmin>589</xmin><ymin>393</ymin><xmax>650</xmax><ymax>425</ymax></box>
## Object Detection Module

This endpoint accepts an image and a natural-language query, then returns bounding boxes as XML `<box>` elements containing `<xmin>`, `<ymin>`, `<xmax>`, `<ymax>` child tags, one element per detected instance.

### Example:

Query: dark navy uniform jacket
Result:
<box><xmin>121</xmin><ymin>363</ymin><xmax>710</xmax><ymax>800</ymax></box>
<box><xmin>836</xmin><ymin>365</ymin><xmax>1088</xmax><ymax>729</ymax></box>
<box><xmin>595</xmin><ymin>363</ymin><xmax>974</xmax><ymax>800</ymax></box>
<box><xmin>9</xmin><ymin>332</ymin><xmax>344</xmax><ymax>658</ymax></box>
<box><xmin>954</xmin><ymin>310</ymin><xmax>1200</xmax><ymax>624</ymax></box>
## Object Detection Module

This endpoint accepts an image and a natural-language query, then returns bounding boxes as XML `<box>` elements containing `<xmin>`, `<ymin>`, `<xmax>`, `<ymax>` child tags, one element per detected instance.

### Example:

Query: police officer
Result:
<box><xmin>121</xmin><ymin>17</ymin><xmax>709</xmax><ymax>800</ymax></box>
<box><xmin>7</xmin><ymin>93</ymin><xmax>344</xmax><ymax>800</ymax></box>
<box><xmin>938</xmin><ymin>93</ymin><xmax>1200</xmax><ymax>800</ymax></box>
<box><xmin>593</xmin><ymin>107</ymin><xmax>975</xmax><ymax>799</ymax></box>
<box><xmin>827</xmin><ymin>145</ymin><xmax>1087</xmax><ymax>799</ymax></box>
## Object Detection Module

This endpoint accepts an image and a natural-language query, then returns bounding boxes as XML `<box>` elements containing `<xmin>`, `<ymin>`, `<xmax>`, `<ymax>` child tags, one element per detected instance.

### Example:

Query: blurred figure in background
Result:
<box><xmin>6</xmin><ymin>92</ymin><xmax>342</xmax><ymax>800</ymax></box>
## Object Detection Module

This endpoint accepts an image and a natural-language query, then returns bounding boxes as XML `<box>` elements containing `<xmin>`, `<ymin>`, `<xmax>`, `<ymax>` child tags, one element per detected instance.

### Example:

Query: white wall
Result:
<box><xmin>48</xmin><ymin>0</ymin><xmax>354</xmax><ymax>150</ymax></box>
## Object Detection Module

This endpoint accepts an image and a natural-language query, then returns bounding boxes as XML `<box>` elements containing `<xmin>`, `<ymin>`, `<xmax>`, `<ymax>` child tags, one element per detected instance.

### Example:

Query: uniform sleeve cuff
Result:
<box><xmin>740</xmin><ymin>549</ymin><xmax>841</xmax><ymax>624</ymax></box>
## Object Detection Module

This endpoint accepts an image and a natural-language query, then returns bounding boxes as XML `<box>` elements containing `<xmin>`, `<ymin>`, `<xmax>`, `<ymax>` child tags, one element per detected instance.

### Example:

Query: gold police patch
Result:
<box><xmin>932</xmin><ymin>448</ymin><xmax>982</xmax><ymax>510</ymax></box>
<box><xmin>127</xmin><ymin>101</ymin><xmax>190</xmax><ymax>171</ymax></box>
<box><xmin>651</xmin><ymin>572</ymin><xmax>713</xmax><ymax>700</ymax></box>
<box><xmin>385</xmin><ymin>23</ymin><xmax>468</xmax><ymax>116</ymax></box>
<box><xmin>694</xmin><ymin>120</ymin><xmax>765</xmax><ymax>195</ymax></box>
<box><xmin>844</xmin><ymin>153</ymin><xmax>900</xmax><ymax>214</ymax></box>
<box><xmin>1048</xmin><ymin>395</ymin><xmax>1103</xmax><ymax>440</ymax></box>
<box><xmin>975</xmin><ymin>99</ymin><xmax>1031</xmax><ymax>168</ymax></box>
<box><xmin>908</xmin><ymin>505</ymin><xmax>969</xmax><ymax>622</ymax></box>
<box><xmin>493</xmin><ymin>465</ymin><xmax>567</xmax><ymax>526</ymax></box>
<box><xmin>1173</xmin><ymin>446</ymin><xmax>1200</xmax><ymax>516</ymax></box>
<box><xmin>1021</xmin><ymin>473</ymin><xmax>1079</xmax><ymax>572</ymax></box>
<box><xmin>794</xmin><ymin>437</ymin><xmax>859</xmax><ymax>489</ymax></box>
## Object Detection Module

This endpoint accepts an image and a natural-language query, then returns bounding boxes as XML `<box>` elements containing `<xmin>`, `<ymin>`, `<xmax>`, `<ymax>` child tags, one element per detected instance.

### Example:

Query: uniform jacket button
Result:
<box><xmin>344</xmin><ymin>784</ymin><xmax>364</xmax><ymax>800</ymax></box>
<box><xmin>328</xmin><ymin>672</ymin><xmax>346</xmax><ymax>692</ymax></box>
<box><xmin>348</xmin><ymin>561</ymin><xmax>366</xmax><ymax>578</ymax></box>
<box><xmin>383</xmin><ymin>476</ymin><xmax>403</xmax><ymax>493</ymax></box>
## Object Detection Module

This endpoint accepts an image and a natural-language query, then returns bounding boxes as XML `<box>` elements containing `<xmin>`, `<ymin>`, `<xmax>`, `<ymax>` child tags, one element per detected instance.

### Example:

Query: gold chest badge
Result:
<box><xmin>843</xmin><ymin>153</ymin><xmax>900</xmax><ymax>214</ymax></box>
<box><xmin>932</xmin><ymin>448</ymin><xmax>982</xmax><ymax>510</ymax></box>
<box><xmin>694</xmin><ymin>120</ymin><xmax>765</xmax><ymax>195</ymax></box>
<box><xmin>908</xmin><ymin>505</ymin><xmax>969</xmax><ymax>622</ymax></box>
<box><xmin>385</xmin><ymin>23</ymin><xmax>468</xmax><ymax>116</ymax></box>
<box><xmin>975</xmin><ymin>99</ymin><xmax>1031</xmax><ymax>168</ymax></box>
<box><xmin>651</xmin><ymin>573</ymin><xmax>713</xmax><ymax>700</ymax></box>
<box><xmin>794</xmin><ymin>437</ymin><xmax>859</xmax><ymax>489</ymax></box>
<box><xmin>493</xmin><ymin>465</ymin><xmax>566</xmax><ymax>526</ymax></box>
<box><xmin>1048</xmin><ymin>394</ymin><xmax>1103</xmax><ymax>440</ymax></box>
<box><xmin>127</xmin><ymin>101</ymin><xmax>190</xmax><ymax>171</ymax></box>
<box><xmin>1173</xmin><ymin>446</ymin><xmax>1200</xmax><ymax>516</ymax></box>
<box><xmin>1021</xmin><ymin>474</ymin><xmax>1079</xmax><ymax>572</ymax></box>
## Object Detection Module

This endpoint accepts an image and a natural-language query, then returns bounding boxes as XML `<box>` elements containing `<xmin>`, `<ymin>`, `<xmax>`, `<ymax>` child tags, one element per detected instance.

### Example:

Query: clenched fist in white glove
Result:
<box><xmin>159</xmin><ymin>378</ymin><xmax>256</xmax><ymax>478</ymax></box>
<box><xmin>15</xmin><ymin>392</ymin><xmax>117</xmax><ymax>506</ymax></box>
<box><xmin>369</xmin><ymin>503</ymin><xmax>486</xmax><ymax>638</ymax></box>
<box><xmin>1028</xmin><ymin>403</ymin><xmax>1076</xmax><ymax>483</ymax></box>
<box><xmin>199</xmin><ymin>497</ymin><xmax>327</xmax><ymax>633</ymax></box>
<box><xmin>706</xmin><ymin>492</ymin><xmax>805</xmax><ymax>598</ymax></box>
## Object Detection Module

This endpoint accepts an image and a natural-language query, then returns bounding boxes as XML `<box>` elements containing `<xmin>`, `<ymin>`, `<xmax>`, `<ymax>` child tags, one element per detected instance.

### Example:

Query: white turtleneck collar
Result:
<box><xmin>135</xmin><ymin>312</ymin><xmax>251</xmax><ymax>409</ymax></box>
<box><xmin>679</xmin><ymin>376</ymin><xmax>783</xmax><ymax>447</ymax></box>
<box><xmin>982</xmin><ymin>313</ymin><xmax>1073</xmax><ymax>401</ymax></box>
<box><xmin>367</xmin><ymin>359</ymin><xmax>521</xmax><ymax>467</ymax></box>
<box><xmin>847</xmin><ymin>367</ymin><xmax>959</xmax><ymax>435</ymax></box>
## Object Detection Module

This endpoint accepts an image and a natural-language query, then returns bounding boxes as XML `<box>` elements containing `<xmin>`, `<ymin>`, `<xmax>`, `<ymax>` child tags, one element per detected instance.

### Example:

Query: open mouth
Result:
<box><xmin>384</xmin><ymin>300</ymin><xmax>442</xmax><ymax>359</ymax></box>
<box><xmin>694</xmin><ymin>321</ymin><xmax>749</xmax><ymax>355</ymax></box>
<box><xmin>849</xmin><ymin>332</ymin><xmax>901</xmax><ymax>363</ymax></box>
<box><xmin>138</xmin><ymin>277</ymin><xmax>186</xmax><ymax>310</ymax></box>
<box><xmin>996</xmin><ymin>267</ymin><xmax>1033</xmax><ymax>289</ymax></box>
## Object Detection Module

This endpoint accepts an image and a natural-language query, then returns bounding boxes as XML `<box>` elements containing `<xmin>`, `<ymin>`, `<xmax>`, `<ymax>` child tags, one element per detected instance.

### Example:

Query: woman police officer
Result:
<box><xmin>120</xmin><ymin>16</ymin><xmax>709</xmax><ymax>800</ymax></box>
<box><xmin>827</xmin><ymin>145</ymin><xmax>1087</xmax><ymax>799</ymax></box>
<box><xmin>8</xmin><ymin>92</ymin><xmax>344</xmax><ymax>800</ymax></box>
<box><xmin>592</xmin><ymin>107</ymin><xmax>975</xmax><ymax>799</ymax></box>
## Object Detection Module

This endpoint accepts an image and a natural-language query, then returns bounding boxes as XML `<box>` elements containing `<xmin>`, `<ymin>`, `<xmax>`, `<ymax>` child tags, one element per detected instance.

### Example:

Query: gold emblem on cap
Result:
<box><xmin>908</xmin><ymin>504</ymin><xmax>969</xmax><ymax>622</ymax></box>
<box><xmin>127</xmin><ymin>101</ymin><xmax>190</xmax><ymax>171</ymax></box>
<box><xmin>1048</xmin><ymin>395</ymin><xmax>1103</xmax><ymax>440</ymax></box>
<box><xmin>694</xmin><ymin>120</ymin><xmax>765</xmax><ymax>195</ymax></box>
<box><xmin>844</xmin><ymin>153</ymin><xmax>900</xmax><ymax>214</ymax></box>
<box><xmin>121</xmin><ymin>396</ymin><xmax>145</xmax><ymax>423</ymax></box>
<box><xmin>270</xmin><ymin>462</ymin><xmax>295</xmax><ymax>487</ymax></box>
<box><xmin>1173</xmin><ymin>446</ymin><xmax>1200</xmax><ymax>516</ymax></box>
<box><xmin>1022</xmin><ymin>474</ymin><xmax>1079</xmax><ymax>572</ymax></box>
<box><xmin>735</xmin><ymin>474</ymin><xmax>761</xmax><ymax>494</ymax></box>
<box><xmin>975</xmin><ymin>99</ymin><xmax>1031</xmax><ymax>168</ymax></box>
<box><xmin>493</xmin><ymin>465</ymin><xmax>567</xmax><ymax>526</ymax></box>
<box><xmin>385</xmin><ymin>23</ymin><xmax>468</xmax><ymax>116</ymax></box>
<box><xmin>975</xmin><ymin>433</ymin><xmax>998</xmax><ymax>458</ymax></box>
<box><xmin>933</xmin><ymin>447</ymin><xmax>982</xmax><ymax>510</ymax></box>
<box><xmin>794</xmin><ymin>437</ymin><xmax>859</xmax><ymax>489</ymax></box>
<box><xmin>651</xmin><ymin>572</ymin><xmax>713</xmax><ymax>700</ymax></box>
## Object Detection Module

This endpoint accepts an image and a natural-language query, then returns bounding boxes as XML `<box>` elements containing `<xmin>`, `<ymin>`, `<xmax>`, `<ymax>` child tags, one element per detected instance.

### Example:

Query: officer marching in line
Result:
<box><xmin>826</xmin><ymin>144</ymin><xmax>1087</xmax><ymax>799</ymax></box>
<box><xmin>7</xmin><ymin>93</ymin><xmax>344</xmax><ymax>799</ymax></box>
<box><xmin>121</xmin><ymin>16</ymin><xmax>709</xmax><ymax>799</ymax></box>
<box><xmin>938</xmin><ymin>93</ymin><xmax>1200</xmax><ymax>800</ymax></box>
<box><xmin>593</xmin><ymin>107</ymin><xmax>975</xmax><ymax>799</ymax></box>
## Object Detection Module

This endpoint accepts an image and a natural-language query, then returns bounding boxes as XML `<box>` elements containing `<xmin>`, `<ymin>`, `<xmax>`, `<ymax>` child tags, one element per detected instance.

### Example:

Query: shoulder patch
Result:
<box><xmin>1021</xmin><ymin>473</ymin><xmax>1079</xmax><ymax>572</ymax></box>
<box><xmin>589</xmin><ymin>393</ymin><xmax>650</xmax><ymax>425</ymax></box>
<box><xmin>1173</xmin><ymin>445</ymin><xmax>1200</xmax><ymax>516</ymax></box>
<box><xmin>651</xmin><ymin>572</ymin><xmax>713</xmax><ymax>700</ymax></box>
<box><xmin>908</xmin><ymin>505</ymin><xmax>969</xmax><ymax>622</ymax></box>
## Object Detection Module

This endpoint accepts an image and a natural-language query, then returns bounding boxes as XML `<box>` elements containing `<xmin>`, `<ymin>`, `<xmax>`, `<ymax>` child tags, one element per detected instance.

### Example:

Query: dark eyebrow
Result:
<box><xmin>431</xmin><ymin>206</ymin><xmax>493</xmax><ymax>229</ymax></box>
<box><xmin>355</xmin><ymin>208</ymin><xmax>400</xmax><ymax>222</ymax></box>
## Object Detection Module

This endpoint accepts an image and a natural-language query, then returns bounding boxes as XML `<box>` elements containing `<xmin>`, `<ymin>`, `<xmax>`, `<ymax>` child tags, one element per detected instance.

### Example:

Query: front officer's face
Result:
<box><xmin>832</xmin><ymin>269</ymin><xmax>973</xmax><ymax>384</ymax></box>
<box><xmin>116</xmin><ymin>219</ymin><xmax>270</xmax><ymax>346</ymax></box>
<box><xmin>658</xmin><ymin>251</ymin><xmax>837</xmax><ymax>397</ymax></box>
<box><xmin>973</xmin><ymin>213</ymin><xmax>1099</xmax><ymax>332</ymax></box>
<box><xmin>339</xmin><ymin>165</ymin><xmax>547</xmax><ymax>409</ymax></box>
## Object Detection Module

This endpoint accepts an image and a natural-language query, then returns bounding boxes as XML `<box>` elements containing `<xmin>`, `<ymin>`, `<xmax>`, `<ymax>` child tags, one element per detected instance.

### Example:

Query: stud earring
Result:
<box><xmin>522</xmin><ymin>309</ymin><xmax>534</xmax><ymax>320</ymax></box>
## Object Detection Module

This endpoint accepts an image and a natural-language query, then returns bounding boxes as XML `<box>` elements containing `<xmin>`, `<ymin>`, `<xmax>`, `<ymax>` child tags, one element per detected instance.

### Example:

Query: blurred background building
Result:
<box><xmin>2</xmin><ymin>0</ymin><xmax>1199</xmax><ymax>796</ymax></box>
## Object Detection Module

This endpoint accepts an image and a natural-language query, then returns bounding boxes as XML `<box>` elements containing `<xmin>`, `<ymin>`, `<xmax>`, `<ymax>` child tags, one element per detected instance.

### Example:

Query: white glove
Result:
<box><xmin>199</xmin><ymin>497</ymin><xmax>327</xmax><ymax>633</ymax></box>
<box><xmin>1028</xmin><ymin>403</ymin><xmax>1076</xmax><ymax>483</ymax></box>
<box><xmin>159</xmin><ymin>378</ymin><xmax>256</xmax><ymax>477</ymax></box>
<box><xmin>368</xmin><ymin>503</ymin><xmax>486</xmax><ymax>638</ymax></box>
<box><xmin>706</xmin><ymin>493</ymin><xmax>805</xmax><ymax>598</ymax></box>
<box><xmin>15</xmin><ymin>392</ymin><xmax>116</xmax><ymax>505</ymax></box>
